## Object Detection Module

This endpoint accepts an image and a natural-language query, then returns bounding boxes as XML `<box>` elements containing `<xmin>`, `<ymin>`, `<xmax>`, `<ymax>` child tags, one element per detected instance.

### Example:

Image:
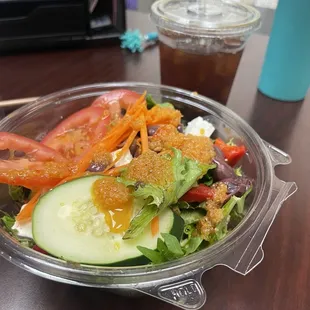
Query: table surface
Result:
<box><xmin>0</xmin><ymin>10</ymin><xmax>309</xmax><ymax>310</ymax></box>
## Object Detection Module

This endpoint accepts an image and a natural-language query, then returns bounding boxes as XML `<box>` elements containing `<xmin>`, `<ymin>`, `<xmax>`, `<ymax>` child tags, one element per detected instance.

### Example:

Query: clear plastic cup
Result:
<box><xmin>151</xmin><ymin>0</ymin><xmax>261</xmax><ymax>104</ymax></box>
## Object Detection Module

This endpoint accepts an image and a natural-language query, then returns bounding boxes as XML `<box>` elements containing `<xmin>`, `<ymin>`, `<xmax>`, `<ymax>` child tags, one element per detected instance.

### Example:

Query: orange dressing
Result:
<box><xmin>149</xmin><ymin>125</ymin><xmax>215</xmax><ymax>164</ymax></box>
<box><xmin>91</xmin><ymin>178</ymin><xmax>133</xmax><ymax>233</ymax></box>
<box><xmin>124</xmin><ymin>150</ymin><xmax>173</xmax><ymax>186</ymax></box>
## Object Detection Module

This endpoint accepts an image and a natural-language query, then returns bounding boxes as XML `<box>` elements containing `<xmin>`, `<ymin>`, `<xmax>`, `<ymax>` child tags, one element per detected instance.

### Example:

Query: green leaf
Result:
<box><xmin>180</xmin><ymin>209</ymin><xmax>205</xmax><ymax>225</ymax></box>
<box><xmin>0</xmin><ymin>214</ymin><xmax>34</xmax><ymax>248</ymax></box>
<box><xmin>183</xmin><ymin>237</ymin><xmax>203</xmax><ymax>255</ymax></box>
<box><xmin>184</xmin><ymin>223</ymin><xmax>195</xmax><ymax>236</ymax></box>
<box><xmin>159</xmin><ymin>102</ymin><xmax>174</xmax><ymax>109</ymax></box>
<box><xmin>172</xmin><ymin>148</ymin><xmax>209</xmax><ymax>199</ymax></box>
<box><xmin>234</xmin><ymin>166</ymin><xmax>243</xmax><ymax>177</ymax></box>
<box><xmin>201</xmin><ymin>174</ymin><xmax>213</xmax><ymax>186</ymax></box>
<box><xmin>8</xmin><ymin>185</ymin><xmax>30</xmax><ymax>205</ymax></box>
<box><xmin>146</xmin><ymin>94</ymin><xmax>174</xmax><ymax>109</ymax></box>
<box><xmin>123</xmin><ymin>204</ymin><xmax>158</xmax><ymax>239</ymax></box>
<box><xmin>123</xmin><ymin>148</ymin><xmax>207</xmax><ymax>239</ymax></box>
<box><xmin>174</xmin><ymin>201</ymin><xmax>192</xmax><ymax>209</ymax></box>
<box><xmin>157</xmin><ymin>238</ymin><xmax>176</xmax><ymax>260</ymax></box>
<box><xmin>138</xmin><ymin>231</ymin><xmax>204</xmax><ymax>264</ymax></box>
<box><xmin>208</xmin><ymin>187</ymin><xmax>253</xmax><ymax>244</ymax></box>
<box><xmin>1</xmin><ymin>214</ymin><xmax>15</xmax><ymax>231</ymax></box>
<box><xmin>132</xmin><ymin>183</ymin><xmax>165</xmax><ymax>207</ymax></box>
<box><xmin>235</xmin><ymin>187</ymin><xmax>252</xmax><ymax>214</ymax></box>
<box><xmin>136</xmin><ymin>246</ymin><xmax>164</xmax><ymax>264</ymax></box>
<box><xmin>146</xmin><ymin>94</ymin><xmax>157</xmax><ymax>109</ymax></box>
<box><xmin>222</xmin><ymin>196</ymin><xmax>239</xmax><ymax>217</ymax></box>
<box><xmin>161</xmin><ymin>233</ymin><xmax>184</xmax><ymax>257</ymax></box>
<box><xmin>199</xmin><ymin>163</ymin><xmax>216</xmax><ymax>187</ymax></box>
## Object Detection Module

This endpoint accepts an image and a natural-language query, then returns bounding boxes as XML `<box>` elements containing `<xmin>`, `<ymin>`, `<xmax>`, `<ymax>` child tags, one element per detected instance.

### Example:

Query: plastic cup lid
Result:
<box><xmin>150</xmin><ymin>0</ymin><xmax>261</xmax><ymax>37</ymax></box>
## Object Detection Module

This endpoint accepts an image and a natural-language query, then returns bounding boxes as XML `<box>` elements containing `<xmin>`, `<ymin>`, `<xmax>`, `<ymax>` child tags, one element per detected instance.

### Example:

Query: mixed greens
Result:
<box><xmin>0</xmin><ymin>90</ymin><xmax>253</xmax><ymax>266</ymax></box>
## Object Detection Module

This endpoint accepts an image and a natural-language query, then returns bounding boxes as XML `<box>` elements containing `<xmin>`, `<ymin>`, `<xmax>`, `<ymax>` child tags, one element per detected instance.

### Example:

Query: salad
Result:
<box><xmin>0</xmin><ymin>89</ymin><xmax>253</xmax><ymax>266</ymax></box>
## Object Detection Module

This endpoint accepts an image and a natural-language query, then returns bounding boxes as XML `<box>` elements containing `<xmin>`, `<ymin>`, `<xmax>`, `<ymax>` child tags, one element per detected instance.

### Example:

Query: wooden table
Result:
<box><xmin>0</xmin><ymin>11</ymin><xmax>309</xmax><ymax>310</ymax></box>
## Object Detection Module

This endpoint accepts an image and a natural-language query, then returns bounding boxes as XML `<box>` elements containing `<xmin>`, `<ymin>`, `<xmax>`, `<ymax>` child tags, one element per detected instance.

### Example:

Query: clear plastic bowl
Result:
<box><xmin>0</xmin><ymin>83</ymin><xmax>297</xmax><ymax>310</ymax></box>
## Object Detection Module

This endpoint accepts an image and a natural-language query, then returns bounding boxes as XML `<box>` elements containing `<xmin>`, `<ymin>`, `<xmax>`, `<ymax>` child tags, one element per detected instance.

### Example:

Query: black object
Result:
<box><xmin>0</xmin><ymin>0</ymin><xmax>126</xmax><ymax>53</ymax></box>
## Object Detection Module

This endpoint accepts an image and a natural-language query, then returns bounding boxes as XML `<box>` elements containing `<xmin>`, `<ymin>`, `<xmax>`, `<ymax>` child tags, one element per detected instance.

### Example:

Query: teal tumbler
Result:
<box><xmin>258</xmin><ymin>0</ymin><xmax>310</xmax><ymax>101</ymax></box>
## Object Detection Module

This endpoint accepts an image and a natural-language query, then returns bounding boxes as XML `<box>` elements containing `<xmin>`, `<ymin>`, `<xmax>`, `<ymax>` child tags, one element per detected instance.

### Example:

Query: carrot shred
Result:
<box><xmin>140</xmin><ymin>115</ymin><xmax>149</xmax><ymax>154</ymax></box>
<box><xmin>151</xmin><ymin>216</ymin><xmax>159</xmax><ymax>236</ymax></box>
<box><xmin>16</xmin><ymin>191</ymin><xmax>42</xmax><ymax>222</ymax></box>
<box><xmin>127</xmin><ymin>91</ymin><xmax>146</xmax><ymax>115</ymax></box>
<box><xmin>103</xmin><ymin>164</ymin><xmax>129</xmax><ymax>177</ymax></box>
<box><xmin>104</xmin><ymin>130</ymin><xmax>138</xmax><ymax>172</ymax></box>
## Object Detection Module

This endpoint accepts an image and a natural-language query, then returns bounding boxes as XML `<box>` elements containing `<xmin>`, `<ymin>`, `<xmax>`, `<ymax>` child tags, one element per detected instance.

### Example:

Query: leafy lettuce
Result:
<box><xmin>146</xmin><ymin>94</ymin><xmax>174</xmax><ymax>110</ymax></box>
<box><xmin>8</xmin><ymin>185</ymin><xmax>30</xmax><ymax>206</ymax></box>
<box><xmin>0</xmin><ymin>213</ymin><xmax>34</xmax><ymax>247</ymax></box>
<box><xmin>207</xmin><ymin>187</ymin><xmax>252</xmax><ymax>244</ymax></box>
<box><xmin>120</xmin><ymin>148</ymin><xmax>212</xmax><ymax>239</ymax></box>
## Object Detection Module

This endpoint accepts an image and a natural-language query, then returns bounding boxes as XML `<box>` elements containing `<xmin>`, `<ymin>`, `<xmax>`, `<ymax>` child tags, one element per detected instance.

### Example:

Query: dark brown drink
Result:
<box><xmin>159</xmin><ymin>41</ymin><xmax>243</xmax><ymax>104</ymax></box>
<box><xmin>151</xmin><ymin>0</ymin><xmax>260</xmax><ymax>105</ymax></box>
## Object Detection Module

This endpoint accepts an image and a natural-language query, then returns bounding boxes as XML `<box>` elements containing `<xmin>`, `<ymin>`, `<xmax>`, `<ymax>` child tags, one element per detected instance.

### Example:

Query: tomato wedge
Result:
<box><xmin>41</xmin><ymin>107</ymin><xmax>110</xmax><ymax>160</ymax></box>
<box><xmin>0</xmin><ymin>160</ymin><xmax>71</xmax><ymax>189</ymax></box>
<box><xmin>214</xmin><ymin>138</ymin><xmax>246</xmax><ymax>166</ymax></box>
<box><xmin>0</xmin><ymin>132</ymin><xmax>65</xmax><ymax>162</ymax></box>
<box><xmin>181</xmin><ymin>184</ymin><xmax>215</xmax><ymax>203</ymax></box>
<box><xmin>91</xmin><ymin>89</ymin><xmax>141</xmax><ymax>118</ymax></box>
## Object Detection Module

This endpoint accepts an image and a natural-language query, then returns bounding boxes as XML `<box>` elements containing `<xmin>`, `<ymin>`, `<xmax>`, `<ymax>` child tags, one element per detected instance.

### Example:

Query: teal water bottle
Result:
<box><xmin>258</xmin><ymin>0</ymin><xmax>310</xmax><ymax>101</ymax></box>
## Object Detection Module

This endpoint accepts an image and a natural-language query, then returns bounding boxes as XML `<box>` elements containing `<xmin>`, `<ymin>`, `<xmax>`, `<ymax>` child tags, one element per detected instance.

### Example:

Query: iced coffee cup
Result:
<box><xmin>151</xmin><ymin>0</ymin><xmax>261</xmax><ymax>104</ymax></box>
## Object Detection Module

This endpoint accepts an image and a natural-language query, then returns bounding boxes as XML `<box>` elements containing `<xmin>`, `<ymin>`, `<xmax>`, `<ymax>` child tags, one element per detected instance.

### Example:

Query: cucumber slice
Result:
<box><xmin>32</xmin><ymin>175</ymin><xmax>183</xmax><ymax>266</ymax></box>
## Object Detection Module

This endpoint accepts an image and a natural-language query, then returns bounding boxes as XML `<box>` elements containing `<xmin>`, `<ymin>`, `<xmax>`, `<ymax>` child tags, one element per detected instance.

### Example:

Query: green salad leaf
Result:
<box><xmin>138</xmin><ymin>233</ymin><xmax>184</xmax><ymax>264</ymax></box>
<box><xmin>138</xmin><ymin>229</ymin><xmax>203</xmax><ymax>264</ymax></box>
<box><xmin>235</xmin><ymin>187</ymin><xmax>252</xmax><ymax>215</ymax></box>
<box><xmin>146</xmin><ymin>94</ymin><xmax>157</xmax><ymax>109</ymax></box>
<box><xmin>8</xmin><ymin>185</ymin><xmax>30</xmax><ymax>205</ymax></box>
<box><xmin>137</xmin><ymin>245</ymin><xmax>164</xmax><ymax>264</ymax></box>
<box><xmin>161</xmin><ymin>233</ymin><xmax>184</xmax><ymax>257</ymax></box>
<box><xmin>208</xmin><ymin>187</ymin><xmax>253</xmax><ymax>244</ymax></box>
<box><xmin>183</xmin><ymin>237</ymin><xmax>203</xmax><ymax>255</ymax></box>
<box><xmin>234</xmin><ymin>166</ymin><xmax>243</xmax><ymax>177</ymax></box>
<box><xmin>122</xmin><ymin>148</ymin><xmax>209</xmax><ymax>239</ymax></box>
<box><xmin>1</xmin><ymin>214</ymin><xmax>15</xmax><ymax>231</ymax></box>
<box><xmin>146</xmin><ymin>94</ymin><xmax>174</xmax><ymax>110</ymax></box>
<box><xmin>179</xmin><ymin>209</ymin><xmax>205</xmax><ymax>225</ymax></box>
<box><xmin>0</xmin><ymin>213</ymin><xmax>34</xmax><ymax>248</ymax></box>
<box><xmin>199</xmin><ymin>163</ymin><xmax>216</xmax><ymax>186</ymax></box>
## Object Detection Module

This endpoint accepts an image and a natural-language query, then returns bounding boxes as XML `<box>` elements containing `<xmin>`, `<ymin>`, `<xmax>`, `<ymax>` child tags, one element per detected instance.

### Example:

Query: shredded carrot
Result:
<box><xmin>103</xmin><ymin>164</ymin><xmax>129</xmax><ymax>177</ymax></box>
<box><xmin>16</xmin><ymin>191</ymin><xmax>42</xmax><ymax>222</ymax></box>
<box><xmin>140</xmin><ymin>115</ymin><xmax>149</xmax><ymax>153</ymax></box>
<box><xmin>127</xmin><ymin>91</ymin><xmax>146</xmax><ymax>115</ymax></box>
<box><xmin>151</xmin><ymin>216</ymin><xmax>159</xmax><ymax>236</ymax></box>
<box><xmin>104</xmin><ymin>130</ymin><xmax>138</xmax><ymax>172</ymax></box>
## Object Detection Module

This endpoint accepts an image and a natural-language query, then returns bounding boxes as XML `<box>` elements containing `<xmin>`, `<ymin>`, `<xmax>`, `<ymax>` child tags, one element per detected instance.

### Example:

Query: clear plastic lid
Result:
<box><xmin>151</xmin><ymin>0</ymin><xmax>261</xmax><ymax>38</ymax></box>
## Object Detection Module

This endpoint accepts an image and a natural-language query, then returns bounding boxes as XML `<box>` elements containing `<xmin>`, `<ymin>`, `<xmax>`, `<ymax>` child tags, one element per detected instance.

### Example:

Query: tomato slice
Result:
<box><xmin>0</xmin><ymin>132</ymin><xmax>65</xmax><ymax>162</ymax></box>
<box><xmin>214</xmin><ymin>138</ymin><xmax>246</xmax><ymax>166</ymax></box>
<box><xmin>181</xmin><ymin>184</ymin><xmax>215</xmax><ymax>203</ymax></box>
<box><xmin>0</xmin><ymin>160</ymin><xmax>70</xmax><ymax>189</ymax></box>
<box><xmin>91</xmin><ymin>89</ymin><xmax>141</xmax><ymax>118</ymax></box>
<box><xmin>41</xmin><ymin>107</ymin><xmax>107</xmax><ymax>144</ymax></box>
<box><xmin>41</xmin><ymin>107</ymin><xmax>110</xmax><ymax>160</ymax></box>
